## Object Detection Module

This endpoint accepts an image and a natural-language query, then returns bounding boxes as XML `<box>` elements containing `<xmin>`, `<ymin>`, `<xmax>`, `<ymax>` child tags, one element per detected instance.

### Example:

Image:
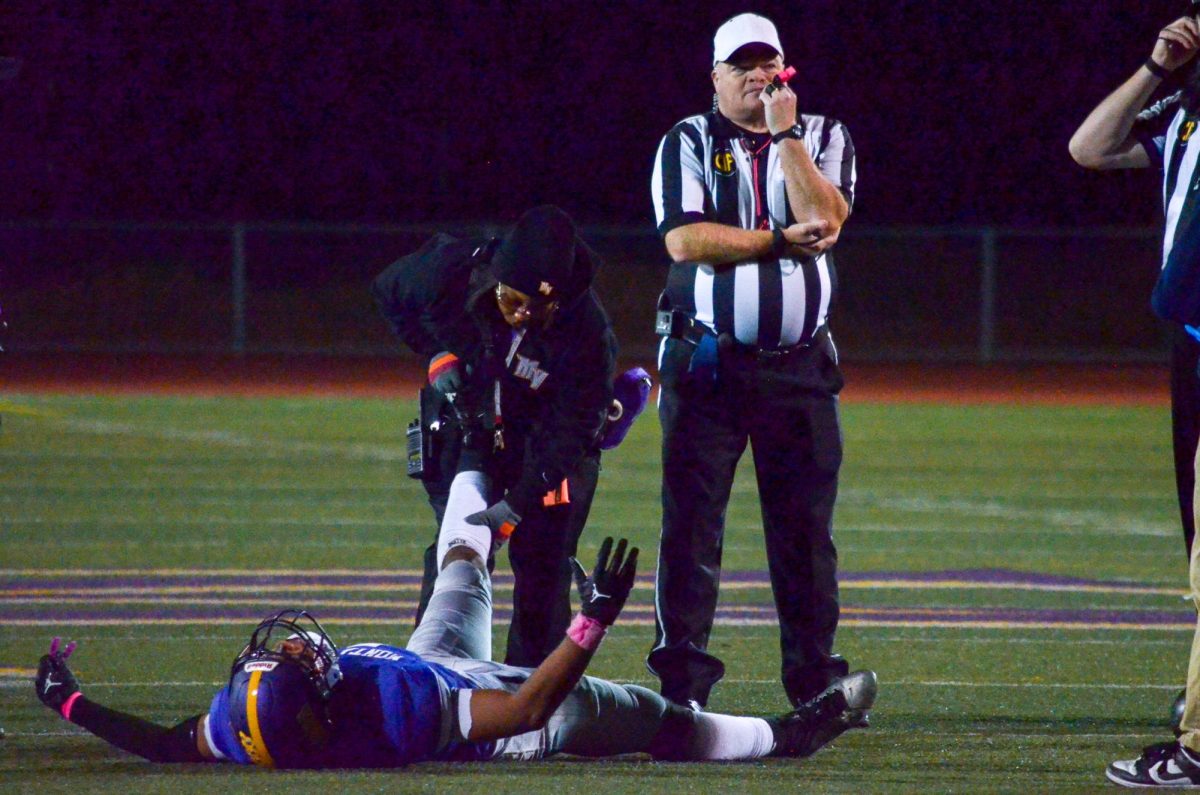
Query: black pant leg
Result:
<box><xmin>648</xmin><ymin>338</ymin><xmax>748</xmax><ymax>707</ymax></box>
<box><xmin>1171</xmin><ymin>323</ymin><xmax>1200</xmax><ymax>560</ymax></box>
<box><xmin>748</xmin><ymin>342</ymin><xmax>849</xmax><ymax>704</ymax></box>
<box><xmin>503</xmin><ymin>453</ymin><xmax>601</xmax><ymax>667</ymax></box>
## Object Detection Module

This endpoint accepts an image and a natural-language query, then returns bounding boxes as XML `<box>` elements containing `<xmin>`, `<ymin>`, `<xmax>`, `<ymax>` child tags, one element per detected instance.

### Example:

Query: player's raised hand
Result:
<box><xmin>1153</xmin><ymin>16</ymin><xmax>1200</xmax><ymax>73</ymax></box>
<box><xmin>35</xmin><ymin>637</ymin><xmax>81</xmax><ymax>715</ymax></box>
<box><xmin>570</xmin><ymin>537</ymin><xmax>638</xmax><ymax>626</ymax></box>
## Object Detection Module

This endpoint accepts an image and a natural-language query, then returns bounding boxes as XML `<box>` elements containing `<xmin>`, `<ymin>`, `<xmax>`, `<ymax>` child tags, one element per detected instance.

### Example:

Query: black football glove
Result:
<box><xmin>35</xmin><ymin>637</ymin><xmax>80</xmax><ymax>714</ymax></box>
<box><xmin>570</xmin><ymin>537</ymin><xmax>638</xmax><ymax>626</ymax></box>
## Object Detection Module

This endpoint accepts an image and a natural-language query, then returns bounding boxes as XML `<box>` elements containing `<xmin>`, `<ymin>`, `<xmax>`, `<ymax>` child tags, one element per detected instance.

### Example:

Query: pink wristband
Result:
<box><xmin>566</xmin><ymin>613</ymin><xmax>607</xmax><ymax>651</ymax></box>
<box><xmin>61</xmin><ymin>691</ymin><xmax>83</xmax><ymax>721</ymax></box>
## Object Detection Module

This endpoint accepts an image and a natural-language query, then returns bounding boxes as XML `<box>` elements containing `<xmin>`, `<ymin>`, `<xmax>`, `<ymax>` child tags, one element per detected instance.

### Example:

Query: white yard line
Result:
<box><xmin>56</xmin><ymin>417</ymin><xmax>408</xmax><ymax>462</ymax></box>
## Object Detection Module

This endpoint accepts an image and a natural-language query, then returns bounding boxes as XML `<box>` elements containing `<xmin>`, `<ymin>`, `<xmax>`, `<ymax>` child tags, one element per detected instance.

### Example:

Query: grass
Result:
<box><xmin>0</xmin><ymin>392</ymin><xmax>1191</xmax><ymax>793</ymax></box>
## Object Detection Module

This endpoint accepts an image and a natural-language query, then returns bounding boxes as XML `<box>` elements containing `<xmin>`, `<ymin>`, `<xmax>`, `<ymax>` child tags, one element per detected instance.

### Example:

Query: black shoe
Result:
<box><xmin>662</xmin><ymin>687</ymin><xmax>707</xmax><ymax>713</ymax></box>
<box><xmin>769</xmin><ymin>670</ymin><xmax>878</xmax><ymax>758</ymax></box>
<box><xmin>823</xmin><ymin>670</ymin><xmax>876</xmax><ymax>729</ymax></box>
<box><xmin>1107</xmin><ymin>741</ymin><xmax>1200</xmax><ymax>788</ymax></box>
<box><xmin>791</xmin><ymin>670</ymin><xmax>876</xmax><ymax>727</ymax></box>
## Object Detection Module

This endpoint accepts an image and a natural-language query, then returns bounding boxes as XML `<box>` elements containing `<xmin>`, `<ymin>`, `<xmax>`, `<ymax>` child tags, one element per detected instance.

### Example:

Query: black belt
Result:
<box><xmin>655</xmin><ymin>307</ymin><xmax>828</xmax><ymax>358</ymax></box>
<box><xmin>733</xmin><ymin>325</ymin><xmax>829</xmax><ymax>358</ymax></box>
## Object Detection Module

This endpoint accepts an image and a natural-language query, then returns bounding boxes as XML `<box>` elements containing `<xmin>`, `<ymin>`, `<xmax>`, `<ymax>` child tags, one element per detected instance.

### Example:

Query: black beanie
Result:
<box><xmin>491</xmin><ymin>205</ymin><xmax>576</xmax><ymax>301</ymax></box>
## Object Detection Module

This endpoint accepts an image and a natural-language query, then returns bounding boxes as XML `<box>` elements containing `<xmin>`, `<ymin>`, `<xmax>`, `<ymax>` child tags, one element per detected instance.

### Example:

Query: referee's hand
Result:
<box><xmin>1153</xmin><ymin>17</ymin><xmax>1200</xmax><ymax>73</ymax></box>
<box><xmin>783</xmin><ymin>220</ymin><xmax>838</xmax><ymax>256</ymax></box>
<box><xmin>761</xmin><ymin>82</ymin><xmax>797</xmax><ymax>135</ymax></box>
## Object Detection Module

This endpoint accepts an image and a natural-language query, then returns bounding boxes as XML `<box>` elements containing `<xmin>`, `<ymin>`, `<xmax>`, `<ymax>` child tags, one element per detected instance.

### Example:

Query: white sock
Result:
<box><xmin>436</xmin><ymin>471</ymin><xmax>492</xmax><ymax>568</ymax></box>
<box><xmin>687</xmin><ymin>713</ymin><xmax>776</xmax><ymax>760</ymax></box>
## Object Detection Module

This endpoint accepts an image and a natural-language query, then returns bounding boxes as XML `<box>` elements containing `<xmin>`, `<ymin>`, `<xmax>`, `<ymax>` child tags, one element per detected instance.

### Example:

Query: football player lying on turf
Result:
<box><xmin>34</xmin><ymin>475</ymin><xmax>876</xmax><ymax>767</ymax></box>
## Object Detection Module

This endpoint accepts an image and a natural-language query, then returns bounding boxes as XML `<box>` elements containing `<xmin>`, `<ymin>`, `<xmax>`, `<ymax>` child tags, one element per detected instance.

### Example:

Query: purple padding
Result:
<box><xmin>599</xmin><ymin>366</ymin><xmax>652</xmax><ymax>450</ymax></box>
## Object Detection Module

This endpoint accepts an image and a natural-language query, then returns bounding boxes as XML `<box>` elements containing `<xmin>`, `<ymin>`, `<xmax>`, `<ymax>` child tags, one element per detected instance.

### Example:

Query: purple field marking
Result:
<box><xmin>3</xmin><ymin>603</ymin><xmax>1192</xmax><ymax>628</ymax></box>
<box><xmin>0</xmin><ymin>573</ymin><xmax>432</xmax><ymax>591</ymax></box>
<box><xmin>840</xmin><ymin>569</ymin><xmax>1166</xmax><ymax>589</ymax></box>
<box><xmin>1</xmin><ymin>568</ymin><xmax>1188</xmax><ymax>628</ymax></box>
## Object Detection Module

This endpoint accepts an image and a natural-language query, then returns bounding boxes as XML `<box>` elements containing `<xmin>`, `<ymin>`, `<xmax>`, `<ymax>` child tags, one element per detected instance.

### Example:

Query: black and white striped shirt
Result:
<box><xmin>651</xmin><ymin>110</ymin><xmax>856</xmax><ymax>349</ymax></box>
<box><xmin>1136</xmin><ymin>91</ymin><xmax>1200</xmax><ymax>269</ymax></box>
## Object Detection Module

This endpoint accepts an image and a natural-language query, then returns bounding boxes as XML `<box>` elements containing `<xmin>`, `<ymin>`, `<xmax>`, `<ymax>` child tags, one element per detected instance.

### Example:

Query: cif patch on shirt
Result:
<box><xmin>713</xmin><ymin>147</ymin><xmax>736</xmax><ymax>176</ymax></box>
<box><xmin>1183</xmin><ymin>119</ymin><xmax>1198</xmax><ymax>142</ymax></box>
<box><xmin>513</xmin><ymin>354</ymin><xmax>550</xmax><ymax>389</ymax></box>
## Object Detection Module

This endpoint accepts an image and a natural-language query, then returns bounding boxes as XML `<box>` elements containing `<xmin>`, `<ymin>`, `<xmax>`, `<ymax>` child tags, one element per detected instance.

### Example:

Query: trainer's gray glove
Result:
<box><xmin>465</xmin><ymin>499</ymin><xmax>522</xmax><ymax>542</ymax></box>
<box><xmin>427</xmin><ymin>351</ymin><xmax>465</xmax><ymax>398</ymax></box>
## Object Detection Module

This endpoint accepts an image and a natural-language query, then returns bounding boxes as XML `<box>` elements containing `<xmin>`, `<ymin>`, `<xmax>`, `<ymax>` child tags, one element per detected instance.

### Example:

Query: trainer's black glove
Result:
<box><xmin>570</xmin><ymin>537</ymin><xmax>638</xmax><ymax>626</ymax></box>
<box><xmin>35</xmin><ymin>637</ymin><xmax>80</xmax><ymax>715</ymax></box>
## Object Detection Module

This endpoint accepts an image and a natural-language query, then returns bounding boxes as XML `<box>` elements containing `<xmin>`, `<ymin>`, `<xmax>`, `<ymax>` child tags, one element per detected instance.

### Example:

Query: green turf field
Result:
<box><xmin>0</xmin><ymin>392</ymin><xmax>1191</xmax><ymax>793</ymax></box>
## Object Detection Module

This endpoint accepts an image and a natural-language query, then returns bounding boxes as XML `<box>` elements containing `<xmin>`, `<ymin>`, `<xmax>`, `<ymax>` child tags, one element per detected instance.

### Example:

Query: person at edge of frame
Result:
<box><xmin>646</xmin><ymin>11</ymin><xmax>874</xmax><ymax>717</ymax></box>
<box><xmin>1070</xmin><ymin>8</ymin><xmax>1200</xmax><ymax>788</ymax></box>
<box><xmin>372</xmin><ymin>204</ymin><xmax>623</xmax><ymax>668</ymax></box>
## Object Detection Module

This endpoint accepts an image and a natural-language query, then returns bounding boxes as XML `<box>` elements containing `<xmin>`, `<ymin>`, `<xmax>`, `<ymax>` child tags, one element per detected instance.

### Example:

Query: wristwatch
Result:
<box><xmin>771</xmin><ymin>125</ymin><xmax>803</xmax><ymax>144</ymax></box>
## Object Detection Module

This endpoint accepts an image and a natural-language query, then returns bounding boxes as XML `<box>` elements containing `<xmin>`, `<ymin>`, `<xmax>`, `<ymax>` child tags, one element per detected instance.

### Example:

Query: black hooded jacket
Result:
<box><xmin>371</xmin><ymin>232</ymin><xmax>617</xmax><ymax>514</ymax></box>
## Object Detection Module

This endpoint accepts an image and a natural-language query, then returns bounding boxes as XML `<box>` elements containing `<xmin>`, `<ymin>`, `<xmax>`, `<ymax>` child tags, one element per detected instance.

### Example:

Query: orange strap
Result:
<box><xmin>542</xmin><ymin>479</ymin><xmax>570</xmax><ymax>507</ymax></box>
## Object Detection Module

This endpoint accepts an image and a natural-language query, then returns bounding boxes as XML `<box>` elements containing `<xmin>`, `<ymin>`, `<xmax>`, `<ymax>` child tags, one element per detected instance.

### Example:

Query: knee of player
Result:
<box><xmin>441</xmin><ymin>544</ymin><xmax>486</xmax><ymax>571</ymax></box>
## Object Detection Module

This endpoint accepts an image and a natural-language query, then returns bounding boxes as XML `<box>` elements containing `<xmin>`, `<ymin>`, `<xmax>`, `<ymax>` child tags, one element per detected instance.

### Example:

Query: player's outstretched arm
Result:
<box><xmin>34</xmin><ymin>638</ymin><xmax>216</xmax><ymax>763</ymax></box>
<box><xmin>465</xmin><ymin>537</ymin><xmax>638</xmax><ymax>742</ymax></box>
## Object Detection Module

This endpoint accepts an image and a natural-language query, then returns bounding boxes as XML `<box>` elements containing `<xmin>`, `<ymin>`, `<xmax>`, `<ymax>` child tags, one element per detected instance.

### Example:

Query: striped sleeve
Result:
<box><xmin>1133</xmin><ymin>90</ymin><xmax>1182</xmax><ymax>171</ymax></box>
<box><xmin>651</xmin><ymin>120</ymin><xmax>708</xmax><ymax>237</ymax></box>
<box><xmin>813</xmin><ymin>118</ymin><xmax>857</xmax><ymax>210</ymax></box>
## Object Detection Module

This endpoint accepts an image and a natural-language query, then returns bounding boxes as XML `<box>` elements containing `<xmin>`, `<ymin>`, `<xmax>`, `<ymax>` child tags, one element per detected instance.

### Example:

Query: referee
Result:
<box><xmin>1070</xmin><ymin>10</ymin><xmax>1200</xmax><ymax>787</ymax></box>
<box><xmin>647</xmin><ymin>13</ymin><xmax>872</xmax><ymax>715</ymax></box>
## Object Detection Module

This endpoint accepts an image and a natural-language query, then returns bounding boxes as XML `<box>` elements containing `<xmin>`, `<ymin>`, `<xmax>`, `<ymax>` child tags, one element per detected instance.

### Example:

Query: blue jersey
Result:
<box><xmin>205</xmin><ymin>643</ymin><xmax>496</xmax><ymax>767</ymax></box>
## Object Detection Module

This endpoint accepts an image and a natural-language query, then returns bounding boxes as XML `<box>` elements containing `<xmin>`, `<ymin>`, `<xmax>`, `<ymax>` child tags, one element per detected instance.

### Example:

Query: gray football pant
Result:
<box><xmin>407</xmin><ymin>559</ymin><xmax>669</xmax><ymax>759</ymax></box>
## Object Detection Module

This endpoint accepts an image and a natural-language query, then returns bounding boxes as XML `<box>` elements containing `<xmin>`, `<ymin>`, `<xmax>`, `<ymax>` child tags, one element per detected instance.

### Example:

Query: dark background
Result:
<box><xmin>0</xmin><ymin>0</ymin><xmax>1191</xmax><ymax>227</ymax></box>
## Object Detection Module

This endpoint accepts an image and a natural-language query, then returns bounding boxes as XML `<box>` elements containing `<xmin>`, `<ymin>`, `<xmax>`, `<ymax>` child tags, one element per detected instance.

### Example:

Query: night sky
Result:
<box><xmin>0</xmin><ymin>1</ymin><xmax>1192</xmax><ymax>227</ymax></box>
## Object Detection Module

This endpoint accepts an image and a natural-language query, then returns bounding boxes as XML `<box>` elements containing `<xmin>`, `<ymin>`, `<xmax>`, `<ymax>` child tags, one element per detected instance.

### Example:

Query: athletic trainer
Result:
<box><xmin>372</xmin><ymin>205</ymin><xmax>622</xmax><ymax>669</ymax></box>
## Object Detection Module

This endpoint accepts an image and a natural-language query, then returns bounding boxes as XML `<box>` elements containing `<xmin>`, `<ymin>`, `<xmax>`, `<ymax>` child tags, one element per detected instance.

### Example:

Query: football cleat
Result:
<box><xmin>769</xmin><ymin>670</ymin><xmax>877</xmax><ymax>758</ymax></box>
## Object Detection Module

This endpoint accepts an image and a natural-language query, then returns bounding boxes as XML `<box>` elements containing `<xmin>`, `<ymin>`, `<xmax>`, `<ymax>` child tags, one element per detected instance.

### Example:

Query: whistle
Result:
<box><xmin>763</xmin><ymin>66</ymin><xmax>797</xmax><ymax>96</ymax></box>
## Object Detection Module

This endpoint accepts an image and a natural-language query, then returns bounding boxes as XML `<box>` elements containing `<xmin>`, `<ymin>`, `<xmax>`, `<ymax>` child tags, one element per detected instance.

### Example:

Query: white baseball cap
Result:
<box><xmin>713</xmin><ymin>13</ymin><xmax>784</xmax><ymax>64</ymax></box>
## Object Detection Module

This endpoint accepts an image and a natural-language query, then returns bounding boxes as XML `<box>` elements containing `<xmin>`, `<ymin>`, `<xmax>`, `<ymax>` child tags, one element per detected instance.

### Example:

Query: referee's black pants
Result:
<box><xmin>648</xmin><ymin>333</ymin><xmax>850</xmax><ymax>708</ymax></box>
<box><xmin>415</xmin><ymin>429</ymin><xmax>601</xmax><ymax>668</ymax></box>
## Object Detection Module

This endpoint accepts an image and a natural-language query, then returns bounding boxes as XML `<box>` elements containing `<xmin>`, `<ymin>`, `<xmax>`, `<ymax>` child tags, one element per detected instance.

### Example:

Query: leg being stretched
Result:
<box><xmin>406</xmin><ymin>470</ymin><xmax>497</xmax><ymax>661</ymax></box>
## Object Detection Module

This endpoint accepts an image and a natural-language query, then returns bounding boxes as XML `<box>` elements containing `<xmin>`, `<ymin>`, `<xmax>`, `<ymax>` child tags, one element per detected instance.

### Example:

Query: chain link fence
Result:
<box><xmin>0</xmin><ymin>220</ymin><xmax>1167</xmax><ymax>363</ymax></box>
